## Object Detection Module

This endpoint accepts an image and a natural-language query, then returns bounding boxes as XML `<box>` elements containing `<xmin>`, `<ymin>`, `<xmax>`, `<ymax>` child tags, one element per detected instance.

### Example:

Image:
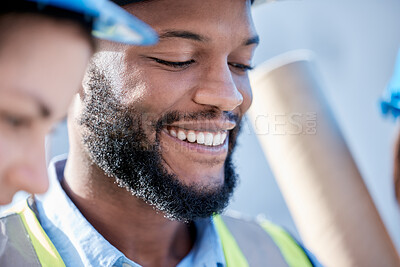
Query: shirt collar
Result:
<box><xmin>36</xmin><ymin>155</ymin><xmax>226</xmax><ymax>267</ymax></box>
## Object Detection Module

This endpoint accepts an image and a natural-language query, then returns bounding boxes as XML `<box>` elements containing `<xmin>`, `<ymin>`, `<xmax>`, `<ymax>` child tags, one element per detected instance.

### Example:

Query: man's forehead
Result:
<box><xmin>111</xmin><ymin>0</ymin><xmax>255</xmax><ymax>6</ymax></box>
<box><xmin>122</xmin><ymin>0</ymin><xmax>256</xmax><ymax>44</ymax></box>
<box><xmin>158</xmin><ymin>29</ymin><xmax>259</xmax><ymax>47</ymax></box>
<box><xmin>111</xmin><ymin>0</ymin><xmax>145</xmax><ymax>5</ymax></box>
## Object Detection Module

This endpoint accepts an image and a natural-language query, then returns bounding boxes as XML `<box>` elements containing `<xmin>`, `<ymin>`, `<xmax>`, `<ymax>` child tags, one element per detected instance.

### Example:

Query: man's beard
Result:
<box><xmin>79</xmin><ymin>67</ymin><xmax>241</xmax><ymax>221</ymax></box>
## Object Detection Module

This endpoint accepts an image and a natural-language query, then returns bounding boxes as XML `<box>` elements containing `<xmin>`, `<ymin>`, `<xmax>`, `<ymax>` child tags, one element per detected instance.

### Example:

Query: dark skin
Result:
<box><xmin>63</xmin><ymin>0</ymin><xmax>258</xmax><ymax>266</ymax></box>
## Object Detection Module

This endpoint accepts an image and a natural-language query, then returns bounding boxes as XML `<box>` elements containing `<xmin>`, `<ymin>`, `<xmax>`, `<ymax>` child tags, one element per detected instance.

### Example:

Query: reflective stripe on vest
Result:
<box><xmin>0</xmin><ymin>199</ymin><xmax>65</xmax><ymax>267</ymax></box>
<box><xmin>214</xmin><ymin>215</ymin><xmax>313</xmax><ymax>267</ymax></box>
<box><xmin>0</xmin><ymin>213</ymin><xmax>41</xmax><ymax>266</ymax></box>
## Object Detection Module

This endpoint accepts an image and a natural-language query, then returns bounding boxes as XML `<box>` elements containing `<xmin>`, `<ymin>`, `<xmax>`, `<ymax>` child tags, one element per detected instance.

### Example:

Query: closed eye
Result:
<box><xmin>149</xmin><ymin>57</ymin><xmax>195</xmax><ymax>69</ymax></box>
<box><xmin>228</xmin><ymin>62</ymin><xmax>254</xmax><ymax>72</ymax></box>
<box><xmin>0</xmin><ymin>112</ymin><xmax>32</xmax><ymax>129</ymax></box>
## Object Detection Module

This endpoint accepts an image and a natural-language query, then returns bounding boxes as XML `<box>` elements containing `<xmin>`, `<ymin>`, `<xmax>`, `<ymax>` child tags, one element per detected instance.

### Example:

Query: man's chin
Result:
<box><xmin>160</xmin><ymin>163</ymin><xmax>226</xmax><ymax>193</ymax></box>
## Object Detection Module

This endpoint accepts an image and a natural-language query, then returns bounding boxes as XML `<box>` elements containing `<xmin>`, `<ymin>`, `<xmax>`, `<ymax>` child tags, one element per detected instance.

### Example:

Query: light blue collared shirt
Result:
<box><xmin>35</xmin><ymin>155</ymin><xmax>226</xmax><ymax>267</ymax></box>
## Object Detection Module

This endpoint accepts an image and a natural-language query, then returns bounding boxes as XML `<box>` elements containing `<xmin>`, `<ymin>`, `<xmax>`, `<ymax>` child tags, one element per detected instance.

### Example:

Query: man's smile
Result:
<box><xmin>159</xmin><ymin>119</ymin><xmax>236</xmax><ymax>157</ymax></box>
<box><xmin>166</xmin><ymin>127</ymin><xmax>228</xmax><ymax>146</ymax></box>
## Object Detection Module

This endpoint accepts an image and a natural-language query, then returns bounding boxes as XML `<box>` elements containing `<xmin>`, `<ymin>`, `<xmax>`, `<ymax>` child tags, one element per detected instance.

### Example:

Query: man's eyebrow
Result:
<box><xmin>159</xmin><ymin>30</ymin><xmax>209</xmax><ymax>42</ymax></box>
<box><xmin>158</xmin><ymin>30</ymin><xmax>259</xmax><ymax>47</ymax></box>
<box><xmin>244</xmin><ymin>35</ymin><xmax>260</xmax><ymax>46</ymax></box>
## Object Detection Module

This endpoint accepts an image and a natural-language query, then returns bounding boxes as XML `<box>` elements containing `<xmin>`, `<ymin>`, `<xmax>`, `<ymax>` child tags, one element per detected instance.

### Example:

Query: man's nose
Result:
<box><xmin>193</xmin><ymin>62</ymin><xmax>243</xmax><ymax>111</ymax></box>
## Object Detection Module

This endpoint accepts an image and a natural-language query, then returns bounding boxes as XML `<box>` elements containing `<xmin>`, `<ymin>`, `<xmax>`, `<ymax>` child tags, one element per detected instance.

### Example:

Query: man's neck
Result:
<box><xmin>63</xmin><ymin>150</ymin><xmax>195</xmax><ymax>267</ymax></box>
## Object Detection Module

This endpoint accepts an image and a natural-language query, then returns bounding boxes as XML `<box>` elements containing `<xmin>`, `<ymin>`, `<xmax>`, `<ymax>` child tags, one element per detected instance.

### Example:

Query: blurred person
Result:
<box><xmin>1</xmin><ymin>0</ymin><xmax>321</xmax><ymax>266</ymax></box>
<box><xmin>0</xmin><ymin>0</ymin><xmax>156</xmax><ymax>205</ymax></box>
<box><xmin>381</xmin><ymin>49</ymin><xmax>400</xmax><ymax>206</ymax></box>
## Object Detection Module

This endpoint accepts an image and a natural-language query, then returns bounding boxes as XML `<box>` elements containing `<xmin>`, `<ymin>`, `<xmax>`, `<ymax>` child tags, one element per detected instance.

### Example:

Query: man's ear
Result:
<box><xmin>80</xmin><ymin>72</ymin><xmax>88</xmax><ymax>102</ymax></box>
<box><xmin>78</xmin><ymin>85</ymin><xmax>85</xmax><ymax>101</ymax></box>
<box><xmin>67</xmin><ymin>93</ymin><xmax>82</xmax><ymax>121</ymax></box>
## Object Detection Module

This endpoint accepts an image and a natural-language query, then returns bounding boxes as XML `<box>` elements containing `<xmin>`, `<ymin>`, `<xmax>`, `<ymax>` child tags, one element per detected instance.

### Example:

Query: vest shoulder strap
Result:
<box><xmin>259</xmin><ymin>219</ymin><xmax>314</xmax><ymax>267</ymax></box>
<box><xmin>0</xmin><ymin>212</ymin><xmax>42</xmax><ymax>267</ymax></box>
<box><xmin>0</xmin><ymin>198</ymin><xmax>65</xmax><ymax>267</ymax></box>
<box><xmin>214</xmin><ymin>214</ymin><xmax>313</xmax><ymax>267</ymax></box>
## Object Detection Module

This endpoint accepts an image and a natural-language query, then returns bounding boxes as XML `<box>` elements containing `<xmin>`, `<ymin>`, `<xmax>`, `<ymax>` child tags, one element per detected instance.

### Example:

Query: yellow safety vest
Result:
<box><xmin>214</xmin><ymin>215</ymin><xmax>313</xmax><ymax>267</ymax></box>
<box><xmin>0</xmin><ymin>198</ymin><xmax>313</xmax><ymax>267</ymax></box>
<box><xmin>0</xmin><ymin>198</ymin><xmax>65</xmax><ymax>267</ymax></box>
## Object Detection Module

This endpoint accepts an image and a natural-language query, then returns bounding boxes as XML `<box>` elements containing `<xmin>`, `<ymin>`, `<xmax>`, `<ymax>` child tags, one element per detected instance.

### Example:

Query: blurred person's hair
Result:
<box><xmin>0</xmin><ymin>1</ymin><xmax>95</xmax><ymax>50</ymax></box>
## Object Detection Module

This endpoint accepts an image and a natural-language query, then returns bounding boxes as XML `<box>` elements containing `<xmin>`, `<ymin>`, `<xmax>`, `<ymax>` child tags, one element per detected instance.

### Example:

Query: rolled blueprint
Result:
<box><xmin>249</xmin><ymin>50</ymin><xmax>400</xmax><ymax>266</ymax></box>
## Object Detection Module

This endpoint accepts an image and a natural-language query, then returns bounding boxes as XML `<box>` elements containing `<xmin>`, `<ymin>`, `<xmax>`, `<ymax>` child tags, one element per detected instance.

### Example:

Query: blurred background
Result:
<box><xmin>1</xmin><ymin>0</ymin><xmax>400</xmax><ymax>253</ymax></box>
<box><xmin>229</xmin><ymin>0</ymin><xmax>400</xmax><ymax>252</ymax></box>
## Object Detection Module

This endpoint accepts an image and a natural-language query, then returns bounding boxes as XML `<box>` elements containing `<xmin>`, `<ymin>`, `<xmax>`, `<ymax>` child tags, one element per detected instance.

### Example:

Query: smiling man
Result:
<box><xmin>72</xmin><ymin>0</ymin><xmax>257</xmax><ymax>223</ymax></box>
<box><xmin>10</xmin><ymin>0</ymin><xmax>319</xmax><ymax>266</ymax></box>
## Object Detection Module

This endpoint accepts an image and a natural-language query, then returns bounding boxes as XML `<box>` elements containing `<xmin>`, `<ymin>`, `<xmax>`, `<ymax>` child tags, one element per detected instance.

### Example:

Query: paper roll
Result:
<box><xmin>249</xmin><ymin>50</ymin><xmax>400</xmax><ymax>266</ymax></box>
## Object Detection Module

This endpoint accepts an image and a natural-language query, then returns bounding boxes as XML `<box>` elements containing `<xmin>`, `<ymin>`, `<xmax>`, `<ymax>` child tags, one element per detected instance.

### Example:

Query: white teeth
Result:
<box><xmin>169</xmin><ymin>128</ymin><xmax>228</xmax><ymax>146</ymax></box>
<box><xmin>204</xmin><ymin>133</ymin><xmax>214</xmax><ymax>146</ymax></box>
<box><xmin>197</xmin><ymin>132</ymin><xmax>205</xmax><ymax>144</ymax></box>
<box><xmin>170</xmin><ymin>129</ymin><xmax>177</xmax><ymax>137</ymax></box>
<box><xmin>187</xmin><ymin>131</ymin><xmax>196</xmax><ymax>142</ymax></box>
<box><xmin>177</xmin><ymin>130</ymin><xmax>186</xmax><ymax>141</ymax></box>
<box><xmin>220</xmin><ymin>132</ymin><xmax>227</xmax><ymax>144</ymax></box>
<box><xmin>213</xmin><ymin>132</ymin><xmax>221</xmax><ymax>146</ymax></box>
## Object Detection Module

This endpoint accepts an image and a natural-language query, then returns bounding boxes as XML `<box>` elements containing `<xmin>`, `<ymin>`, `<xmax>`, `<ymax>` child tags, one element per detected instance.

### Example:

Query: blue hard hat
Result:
<box><xmin>25</xmin><ymin>0</ymin><xmax>158</xmax><ymax>45</ymax></box>
<box><xmin>380</xmin><ymin>49</ymin><xmax>400</xmax><ymax>120</ymax></box>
